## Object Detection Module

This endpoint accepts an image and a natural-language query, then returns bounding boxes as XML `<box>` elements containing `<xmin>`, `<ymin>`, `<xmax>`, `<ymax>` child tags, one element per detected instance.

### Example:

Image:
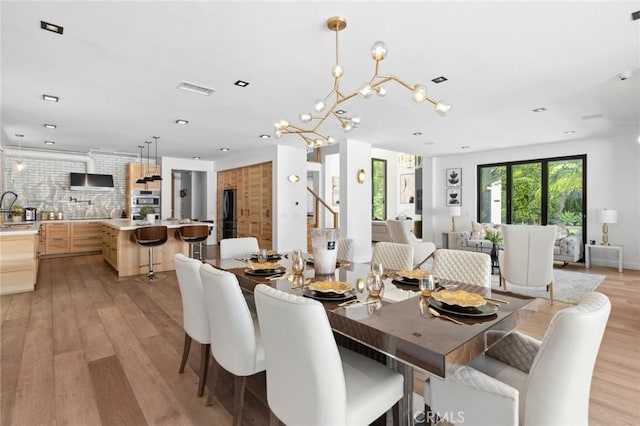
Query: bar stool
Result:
<box><xmin>130</xmin><ymin>225</ymin><xmax>168</xmax><ymax>282</ymax></box>
<box><xmin>175</xmin><ymin>225</ymin><xmax>211</xmax><ymax>261</ymax></box>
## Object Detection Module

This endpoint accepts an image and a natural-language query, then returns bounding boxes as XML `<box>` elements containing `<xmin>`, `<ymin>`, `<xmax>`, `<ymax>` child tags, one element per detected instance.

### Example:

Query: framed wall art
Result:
<box><xmin>399</xmin><ymin>173</ymin><xmax>415</xmax><ymax>204</ymax></box>
<box><xmin>446</xmin><ymin>168</ymin><xmax>461</xmax><ymax>187</ymax></box>
<box><xmin>446</xmin><ymin>188</ymin><xmax>461</xmax><ymax>207</ymax></box>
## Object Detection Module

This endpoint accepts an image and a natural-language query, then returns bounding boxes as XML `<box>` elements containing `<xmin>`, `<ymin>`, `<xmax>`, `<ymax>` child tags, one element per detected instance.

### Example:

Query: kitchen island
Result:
<box><xmin>101</xmin><ymin>219</ymin><xmax>213</xmax><ymax>278</ymax></box>
<box><xmin>0</xmin><ymin>222</ymin><xmax>39</xmax><ymax>295</ymax></box>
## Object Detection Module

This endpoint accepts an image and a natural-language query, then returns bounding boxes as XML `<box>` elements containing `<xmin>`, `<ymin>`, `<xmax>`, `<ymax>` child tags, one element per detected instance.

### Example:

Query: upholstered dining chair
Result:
<box><xmin>431</xmin><ymin>249</ymin><xmax>492</xmax><ymax>288</ymax></box>
<box><xmin>254</xmin><ymin>284</ymin><xmax>404</xmax><ymax>426</ymax></box>
<box><xmin>498</xmin><ymin>224</ymin><xmax>557</xmax><ymax>304</ymax></box>
<box><xmin>386</xmin><ymin>219</ymin><xmax>436</xmax><ymax>269</ymax></box>
<box><xmin>173</xmin><ymin>253</ymin><xmax>210</xmax><ymax>397</ymax></box>
<box><xmin>219</xmin><ymin>236</ymin><xmax>259</xmax><ymax>259</ymax></box>
<box><xmin>424</xmin><ymin>291</ymin><xmax>611</xmax><ymax>426</ymax></box>
<box><xmin>199</xmin><ymin>263</ymin><xmax>266</xmax><ymax>426</ymax></box>
<box><xmin>337</xmin><ymin>237</ymin><xmax>354</xmax><ymax>262</ymax></box>
<box><xmin>371</xmin><ymin>241</ymin><xmax>414</xmax><ymax>272</ymax></box>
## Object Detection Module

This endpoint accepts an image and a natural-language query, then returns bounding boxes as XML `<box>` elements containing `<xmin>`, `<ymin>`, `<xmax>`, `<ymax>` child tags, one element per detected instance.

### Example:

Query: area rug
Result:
<box><xmin>491</xmin><ymin>269</ymin><xmax>606</xmax><ymax>304</ymax></box>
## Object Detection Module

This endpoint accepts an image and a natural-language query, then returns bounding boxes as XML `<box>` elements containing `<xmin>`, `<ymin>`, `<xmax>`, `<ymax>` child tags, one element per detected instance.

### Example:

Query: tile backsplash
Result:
<box><xmin>2</xmin><ymin>152</ymin><xmax>133</xmax><ymax>219</ymax></box>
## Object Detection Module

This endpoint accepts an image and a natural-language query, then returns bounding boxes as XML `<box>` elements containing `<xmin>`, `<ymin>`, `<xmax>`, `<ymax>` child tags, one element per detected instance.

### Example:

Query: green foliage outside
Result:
<box><xmin>371</xmin><ymin>159</ymin><xmax>387</xmax><ymax>220</ymax></box>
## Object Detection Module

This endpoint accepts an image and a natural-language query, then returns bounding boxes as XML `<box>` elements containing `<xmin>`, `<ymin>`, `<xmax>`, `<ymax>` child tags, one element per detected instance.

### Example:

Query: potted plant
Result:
<box><xmin>139</xmin><ymin>206</ymin><xmax>156</xmax><ymax>224</ymax></box>
<box><xmin>485</xmin><ymin>228</ymin><xmax>502</xmax><ymax>274</ymax></box>
<box><xmin>11</xmin><ymin>203</ymin><xmax>24</xmax><ymax>222</ymax></box>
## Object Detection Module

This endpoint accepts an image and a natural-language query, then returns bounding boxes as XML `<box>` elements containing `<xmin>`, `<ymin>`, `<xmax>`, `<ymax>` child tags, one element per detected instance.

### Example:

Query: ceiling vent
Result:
<box><xmin>177</xmin><ymin>82</ymin><xmax>215</xmax><ymax>96</ymax></box>
<box><xmin>581</xmin><ymin>113</ymin><xmax>604</xmax><ymax>120</ymax></box>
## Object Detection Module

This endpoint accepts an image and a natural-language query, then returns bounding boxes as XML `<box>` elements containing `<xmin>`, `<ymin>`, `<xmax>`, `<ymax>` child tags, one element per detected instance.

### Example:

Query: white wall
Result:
<box><xmin>427</xmin><ymin>134</ymin><xmax>640</xmax><ymax>270</ymax></box>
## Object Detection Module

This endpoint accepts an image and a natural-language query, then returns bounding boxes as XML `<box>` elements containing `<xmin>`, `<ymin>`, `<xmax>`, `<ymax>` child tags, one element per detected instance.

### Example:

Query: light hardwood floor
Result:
<box><xmin>1</xmin><ymin>251</ymin><xmax>639</xmax><ymax>425</ymax></box>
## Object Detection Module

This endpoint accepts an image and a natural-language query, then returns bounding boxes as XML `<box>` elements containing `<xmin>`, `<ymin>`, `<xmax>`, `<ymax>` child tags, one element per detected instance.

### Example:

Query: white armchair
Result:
<box><xmin>498</xmin><ymin>224</ymin><xmax>557</xmax><ymax>304</ymax></box>
<box><xmin>425</xmin><ymin>291</ymin><xmax>611</xmax><ymax>426</ymax></box>
<box><xmin>386</xmin><ymin>219</ymin><xmax>436</xmax><ymax>269</ymax></box>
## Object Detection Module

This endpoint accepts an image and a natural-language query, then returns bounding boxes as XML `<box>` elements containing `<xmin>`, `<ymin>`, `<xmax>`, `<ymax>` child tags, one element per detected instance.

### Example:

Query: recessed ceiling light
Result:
<box><xmin>175</xmin><ymin>119</ymin><xmax>189</xmax><ymax>125</ymax></box>
<box><xmin>43</xmin><ymin>94</ymin><xmax>59</xmax><ymax>102</ymax></box>
<box><xmin>431</xmin><ymin>76</ymin><xmax>448</xmax><ymax>84</ymax></box>
<box><xmin>192</xmin><ymin>156</ymin><xmax>200</xmax><ymax>160</ymax></box>
<box><xmin>177</xmin><ymin>81</ymin><xmax>215</xmax><ymax>96</ymax></box>
<box><xmin>461</xmin><ymin>145</ymin><xmax>470</xmax><ymax>149</ymax></box>
<box><xmin>413</xmin><ymin>132</ymin><xmax>422</xmax><ymax>136</ymax></box>
<box><xmin>44</xmin><ymin>140</ymin><xmax>55</xmax><ymax>145</ymax></box>
<box><xmin>532</xmin><ymin>107</ymin><xmax>547</xmax><ymax>112</ymax></box>
<box><xmin>234</xmin><ymin>80</ymin><xmax>249</xmax><ymax>87</ymax></box>
<box><xmin>335</xmin><ymin>110</ymin><xmax>347</xmax><ymax>115</ymax></box>
<box><xmin>40</xmin><ymin>20</ymin><xmax>64</xmax><ymax>35</ymax></box>
<box><xmin>259</xmin><ymin>134</ymin><xmax>271</xmax><ymax>139</ymax></box>
<box><xmin>564</xmin><ymin>130</ymin><xmax>575</xmax><ymax>135</ymax></box>
<box><xmin>44</xmin><ymin>123</ymin><xmax>57</xmax><ymax>129</ymax></box>
<box><xmin>220</xmin><ymin>148</ymin><xmax>230</xmax><ymax>152</ymax></box>
<box><xmin>15</xmin><ymin>133</ymin><xmax>24</xmax><ymax>138</ymax></box>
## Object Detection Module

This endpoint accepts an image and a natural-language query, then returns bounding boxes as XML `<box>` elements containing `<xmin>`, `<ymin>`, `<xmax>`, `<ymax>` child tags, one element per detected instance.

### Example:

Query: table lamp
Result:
<box><xmin>449</xmin><ymin>206</ymin><xmax>461</xmax><ymax>232</ymax></box>
<box><xmin>599</xmin><ymin>208</ymin><xmax>617</xmax><ymax>246</ymax></box>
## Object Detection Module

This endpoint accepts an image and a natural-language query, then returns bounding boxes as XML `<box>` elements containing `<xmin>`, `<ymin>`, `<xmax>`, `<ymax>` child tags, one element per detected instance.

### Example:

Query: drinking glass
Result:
<box><xmin>419</xmin><ymin>272</ymin><xmax>435</xmax><ymax>298</ymax></box>
<box><xmin>257</xmin><ymin>248</ymin><xmax>268</xmax><ymax>263</ymax></box>
<box><xmin>366</xmin><ymin>271</ymin><xmax>383</xmax><ymax>297</ymax></box>
<box><xmin>291</xmin><ymin>249</ymin><xmax>305</xmax><ymax>275</ymax></box>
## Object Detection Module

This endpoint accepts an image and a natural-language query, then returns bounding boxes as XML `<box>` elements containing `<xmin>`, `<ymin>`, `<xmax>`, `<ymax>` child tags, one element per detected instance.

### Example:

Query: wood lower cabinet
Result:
<box><xmin>217</xmin><ymin>162</ymin><xmax>272</xmax><ymax>248</ymax></box>
<box><xmin>0</xmin><ymin>233</ymin><xmax>38</xmax><ymax>295</ymax></box>
<box><xmin>40</xmin><ymin>221</ymin><xmax>102</xmax><ymax>257</ymax></box>
<box><xmin>71</xmin><ymin>222</ymin><xmax>103</xmax><ymax>253</ymax></box>
<box><xmin>44</xmin><ymin>222</ymin><xmax>71</xmax><ymax>255</ymax></box>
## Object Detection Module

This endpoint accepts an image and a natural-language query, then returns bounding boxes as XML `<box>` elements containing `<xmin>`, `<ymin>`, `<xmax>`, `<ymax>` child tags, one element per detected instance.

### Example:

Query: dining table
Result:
<box><xmin>207</xmin><ymin>254</ymin><xmax>535</xmax><ymax>425</ymax></box>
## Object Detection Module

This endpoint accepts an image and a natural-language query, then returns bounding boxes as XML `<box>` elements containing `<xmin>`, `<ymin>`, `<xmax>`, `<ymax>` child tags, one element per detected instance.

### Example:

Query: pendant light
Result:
<box><xmin>143</xmin><ymin>141</ymin><xmax>154</xmax><ymax>182</ymax></box>
<box><xmin>151</xmin><ymin>136</ymin><xmax>162</xmax><ymax>181</ymax></box>
<box><xmin>135</xmin><ymin>144</ymin><xmax>146</xmax><ymax>184</ymax></box>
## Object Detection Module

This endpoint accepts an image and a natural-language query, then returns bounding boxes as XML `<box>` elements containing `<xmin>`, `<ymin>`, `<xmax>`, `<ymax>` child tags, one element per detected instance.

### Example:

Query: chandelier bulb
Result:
<box><xmin>370</xmin><ymin>41</ymin><xmax>388</xmax><ymax>61</ymax></box>
<box><xmin>351</xmin><ymin>116</ymin><xmax>361</xmax><ymax>125</ymax></box>
<box><xmin>274</xmin><ymin>129</ymin><xmax>282</xmax><ymax>139</ymax></box>
<box><xmin>313</xmin><ymin>99</ymin><xmax>326</xmax><ymax>113</ymax></box>
<box><xmin>376</xmin><ymin>86</ymin><xmax>387</xmax><ymax>97</ymax></box>
<box><xmin>342</xmin><ymin>122</ymin><xmax>353</xmax><ymax>132</ymax></box>
<box><xmin>435</xmin><ymin>100</ymin><xmax>452</xmax><ymax>116</ymax></box>
<box><xmin>332</xmin><ymin>64</ymin><xmax>344</xmax><ymax>78</ymax></box>
<box><xmin>357</xmin><ymin>83</ymin><xmax>373</xmax><ymax>99</ymax></box>
<box><xmin>299</xmin><ymin>112</ymin><xmax>312</xmax><ymax>123</ymax></box>
<box><xmin>326</xmin><ymin>136</ymin><xmax>335</xmax><ymax>144</ymax></box>
<box><xmin>411</xmin><ymin>84</ymin><xmax>428</xmax><ymax>103</ymax></box>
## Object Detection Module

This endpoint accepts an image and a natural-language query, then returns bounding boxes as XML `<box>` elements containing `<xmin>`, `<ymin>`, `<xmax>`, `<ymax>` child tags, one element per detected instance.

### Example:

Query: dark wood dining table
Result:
<box><xmin>207</xmin><ymin>256</ymin><xmax>535</xmax><ymax>425</ymax></box>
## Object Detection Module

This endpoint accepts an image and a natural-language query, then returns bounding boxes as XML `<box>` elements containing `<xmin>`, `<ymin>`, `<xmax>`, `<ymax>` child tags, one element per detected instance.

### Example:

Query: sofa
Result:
<box><xmin>450</xmin><ymin>222</ymin><xmax>583</xmax><ymax>263</ymax></box>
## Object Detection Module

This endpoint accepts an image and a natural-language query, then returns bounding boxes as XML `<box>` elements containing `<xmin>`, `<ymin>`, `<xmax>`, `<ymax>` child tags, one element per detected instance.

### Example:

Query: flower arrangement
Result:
<box><xmin>485</xmin><ymin>227</ymin><xmax>503</xmax><ymax>244</ymax></box>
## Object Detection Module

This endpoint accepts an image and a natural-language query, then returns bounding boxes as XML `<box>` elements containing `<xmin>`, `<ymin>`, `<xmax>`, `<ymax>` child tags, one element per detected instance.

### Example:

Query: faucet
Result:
<box><xmin>1</xmin><ymin>191</ymin><xmax>18</xmax><ymax>222</ymax></box>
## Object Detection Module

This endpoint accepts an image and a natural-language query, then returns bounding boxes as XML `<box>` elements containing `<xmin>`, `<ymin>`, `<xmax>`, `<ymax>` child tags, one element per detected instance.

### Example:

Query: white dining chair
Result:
<box><xmin>337</xmin><ymin>237</ymin><xmax>354</xmax><ymax>262</ymax></box>
<box><xmin>386</xmin><ymin>219</ymin><xmax>436</xmax><ymax>269</ymax></box>
<box><xmin>199</xmin><ymin>263</ymin><xmax>266</xmax><ymax>426</ymax></box>
<box><xmin>371</xmin><ymin>242</ymin><xmax>414</xmax><ymax>272</ymax></box>
<box><xmin>173</xmin><ymin>253</ymin><xmax>210</xmax><ymax>397</ymax></box>
<box><xmin>431</xmin><ymin>249</ymin><xmax>492</xmax><ymax>288</ymax></box>
<box><xmin>424</xmin><ymin>291</ymin><xmax>611</xmax><ymax>426</ymax></box>
<box><xmin>254</xmin><ymin>284</ymin><xmax>404</xmax><ymax>426</ymax></box>
<box><xmin>499</xmin><ymin>224</ymin><xmax>557</xmax><ymax>304</ymax></box>
<box><xmin>219</xmin><ymin>236</ymin><xmax>259</xmax><ymax>259</ymax></box>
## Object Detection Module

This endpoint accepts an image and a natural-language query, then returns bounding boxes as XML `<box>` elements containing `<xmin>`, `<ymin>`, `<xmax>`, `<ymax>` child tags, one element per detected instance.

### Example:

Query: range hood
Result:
<box><xmin>70</xmin><ymin>172</ymin><xmax>114</xmax><ymax>191</ymax></box>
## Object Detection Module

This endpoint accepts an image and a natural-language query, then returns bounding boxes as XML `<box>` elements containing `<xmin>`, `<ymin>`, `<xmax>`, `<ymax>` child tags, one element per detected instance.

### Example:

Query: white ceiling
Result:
<box><xmin>2</xmin><ymin>1</ymin><xmax>639</xmax><ymax>161</ymax></box>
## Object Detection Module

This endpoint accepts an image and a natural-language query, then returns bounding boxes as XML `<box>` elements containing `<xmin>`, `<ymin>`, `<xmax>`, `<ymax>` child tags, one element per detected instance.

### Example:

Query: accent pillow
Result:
<box><xmin>470</xmin><ymin>221</ymin><xmax>487</xmax><ymax>240</ymax></box>
<box><xmin>555</xmin><ymin>225</ymin><xmax>568</xmax><ymax>240</ymax></box>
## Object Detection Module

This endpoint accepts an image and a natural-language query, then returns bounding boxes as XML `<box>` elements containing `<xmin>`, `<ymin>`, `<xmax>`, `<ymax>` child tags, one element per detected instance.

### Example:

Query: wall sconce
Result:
<box><xmin>357</xmin><ymin>169</ymin><xmax>366</xmax><ymax>184</ymax></box>
<box><xmin>288</xmin><ymin>174</ymin><xmax>301</xmax><ymax>183</ymax></box>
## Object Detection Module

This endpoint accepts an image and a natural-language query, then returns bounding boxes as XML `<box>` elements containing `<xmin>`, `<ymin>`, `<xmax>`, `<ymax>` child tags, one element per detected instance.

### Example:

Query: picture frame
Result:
<box><xmin>331</xmin><ymin>176</ymin><xmax>340</xmax><ymax>206</ymax></box>
<box><xmin>446</xmin><ymin>168</ymin><xmax>462</xmax><ymax>187</ymax></box>
<box><xmin>446</xmin><ymin>188</ymin><xmax>461</xmax><ymax>207</ymax></box>
<box><xmin>399</xmin><ymin>173</ymin><xmax>415</xmax><ymax>204</ymax></box>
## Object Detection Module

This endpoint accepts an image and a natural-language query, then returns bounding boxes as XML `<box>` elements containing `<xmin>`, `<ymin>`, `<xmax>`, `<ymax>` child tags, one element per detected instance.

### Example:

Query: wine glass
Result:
<box><xmin>366</xmin><ymin>271</ymin><xmax>383</xmax><ymax>297</ymax></box>
<box><xmin>371</xmin><ymin>262</ymin><xmax>384</xmax><ymax>279</ymax></box>
<box><xmin>291</xmin><ymin>249</ymin><xmax>305</xmax><ymax>275</ymax></box>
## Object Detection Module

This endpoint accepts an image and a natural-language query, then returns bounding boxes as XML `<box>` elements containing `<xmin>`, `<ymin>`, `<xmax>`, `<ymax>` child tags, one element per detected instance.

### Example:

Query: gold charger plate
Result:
<box><xmin>247</xmin><ymin>261</ymin><xmax>282</xmax><ymax>271</ymax></box>
<box><xmin>431</xmin><ymin>289</ymin><xmax>487</xmax><ymax>308</ymax></box>
<box><xmin>308</xmin><ymin>280</ymin><xmax>354</xmax><ymax>295</ymax></box>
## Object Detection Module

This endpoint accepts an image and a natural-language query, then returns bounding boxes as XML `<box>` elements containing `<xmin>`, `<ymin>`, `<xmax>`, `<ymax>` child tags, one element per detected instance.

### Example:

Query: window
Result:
<box><xmin>478</xmin><ymin>155</ymin><xmax>585</xmax><ymax>239</ymax></box>
<box><xmin>371</xmin><ymin>158</ymin><xmax>387</xmax><ymax>220</ymax></box>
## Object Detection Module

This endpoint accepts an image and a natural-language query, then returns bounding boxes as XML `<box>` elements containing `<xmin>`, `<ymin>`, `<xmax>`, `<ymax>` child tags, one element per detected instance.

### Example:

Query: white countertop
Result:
<box><xmin>1</xmin><ymin>218</ymin><xmax>214</xmax><ymax>234</ymax></box>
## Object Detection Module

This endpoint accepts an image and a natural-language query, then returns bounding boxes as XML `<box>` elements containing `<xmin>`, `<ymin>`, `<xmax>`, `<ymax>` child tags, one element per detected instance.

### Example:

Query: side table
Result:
<box><xmin>585</xmin><ymin>244</ymin><xmax>623</xmax><ymax>272</ymax></box>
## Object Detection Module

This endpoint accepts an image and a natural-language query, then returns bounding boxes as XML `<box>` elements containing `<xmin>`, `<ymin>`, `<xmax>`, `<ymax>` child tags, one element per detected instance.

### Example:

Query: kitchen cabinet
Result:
<box><xmin>70</xmin><ymin>222</ymin><xmax>103</xmax><ymax>253</ymax></box>
<box><xmin>126</xmin><ymin>162</ymin><xmax>161</xmax><ymax>217</ymax></box>
<box><xmin>44</xmin><ymin>222</ymin><xmax>70</xmax><ymax>255</ymax></box>
<box><xmin>217</xmin><ymin>162</ymin><xmax>272</xmax><ymax>248</ymax></box>
<box><xmin>39</xmin><ymin>221</ymin><xmax>102</xmax><ymax>257</ymax></box>
<box><xmin>0</xmin><ymin>232</ymin><xmax>38</xmax><ymax>295</ymax></box>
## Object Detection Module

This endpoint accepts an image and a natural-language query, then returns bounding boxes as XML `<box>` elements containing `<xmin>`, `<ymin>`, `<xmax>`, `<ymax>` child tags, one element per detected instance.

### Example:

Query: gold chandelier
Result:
<box><xmin>274</xmin><ymin>16</ymin><xmax>452</xmax><ymax>149</ymax></box>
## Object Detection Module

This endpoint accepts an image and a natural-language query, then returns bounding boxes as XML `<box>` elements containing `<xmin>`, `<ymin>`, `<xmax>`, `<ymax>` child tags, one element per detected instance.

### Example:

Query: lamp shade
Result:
<box><xmin>449</xmin><ymin>206</ymin><xmax>461</xmax><ymax>217</ymax></box>
<box><xmin>599</xmin><ymin>209</ymin><xmax>618</xmax><ymax>224</ymax></box>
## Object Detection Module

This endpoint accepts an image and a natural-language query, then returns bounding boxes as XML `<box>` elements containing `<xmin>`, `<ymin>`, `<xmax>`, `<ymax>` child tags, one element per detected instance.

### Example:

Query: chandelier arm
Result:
<box><xmin>375</xmin><ymin>75</ymin><xmax>414</xmax><ymax>91</ymax></box>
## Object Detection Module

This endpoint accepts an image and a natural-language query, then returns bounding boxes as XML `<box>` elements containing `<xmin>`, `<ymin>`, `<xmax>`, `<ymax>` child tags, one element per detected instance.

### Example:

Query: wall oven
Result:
<box><xmin>131</xmin><ymin>190</ymin><xmax>161</xmax><ymax>220</ymax></box>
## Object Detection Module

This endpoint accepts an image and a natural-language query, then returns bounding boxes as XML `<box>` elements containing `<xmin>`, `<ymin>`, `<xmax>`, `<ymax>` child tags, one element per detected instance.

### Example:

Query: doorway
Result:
<box><xmin>172</xmin><ymin>170</ymin><xmax>207</xmax><ymax>220</ymax></box>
